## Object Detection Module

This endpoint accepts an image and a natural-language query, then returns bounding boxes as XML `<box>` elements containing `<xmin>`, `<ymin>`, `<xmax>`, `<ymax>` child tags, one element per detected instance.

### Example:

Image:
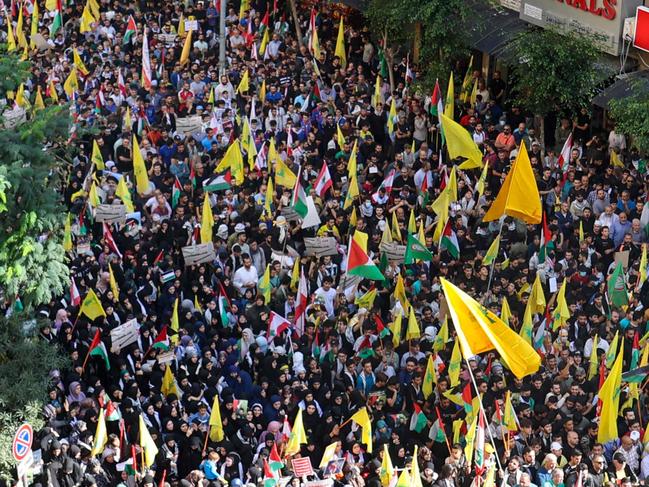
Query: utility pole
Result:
<box><xmin>219</xmin><ymin>0</ymin><xmax>227</xmax><ymax>76</ymax></box>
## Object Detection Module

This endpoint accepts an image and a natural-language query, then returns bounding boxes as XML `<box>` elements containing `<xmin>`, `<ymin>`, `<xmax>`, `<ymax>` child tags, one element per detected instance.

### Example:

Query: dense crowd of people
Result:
<box><xmin>3</xmin><ymin>0</ymin><xmax>649</xmax><ymax>486</ymax></box>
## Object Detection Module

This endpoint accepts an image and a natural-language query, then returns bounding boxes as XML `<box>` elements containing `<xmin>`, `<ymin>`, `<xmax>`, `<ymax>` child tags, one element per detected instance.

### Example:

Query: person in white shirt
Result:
<box><xmin>232</xmin><ymin>255</ymin><xmax>259</xmax><ymax>296</ymax></box>
<box><xmin>314</xmin><ymin>277</ymin><xmax>337</xmax><ymax>317</ymax></box>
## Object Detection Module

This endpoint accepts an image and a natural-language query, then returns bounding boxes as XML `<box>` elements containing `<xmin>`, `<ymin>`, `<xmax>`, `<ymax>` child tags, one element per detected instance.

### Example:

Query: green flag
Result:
<box><xmin>404</xmin><ymin>233</ymin><xmax>433</xmax><ymax>264</ymax></box>
<box><xmin>607</xmin><ymin>262</ymin><xmax>629</xmax><ymax>308</ymax></box>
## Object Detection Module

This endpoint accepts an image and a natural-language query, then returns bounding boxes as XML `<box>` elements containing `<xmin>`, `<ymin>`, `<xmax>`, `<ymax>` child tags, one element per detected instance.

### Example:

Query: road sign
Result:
<box><xmin>634</xmin><ymin>7</ymin><xmax>649</xmax><ymax>53</ymax></box>
<box><xmin>12</xmin><ymin>424</ymin><xmax>33</xmax><ymax>462</ymax></box>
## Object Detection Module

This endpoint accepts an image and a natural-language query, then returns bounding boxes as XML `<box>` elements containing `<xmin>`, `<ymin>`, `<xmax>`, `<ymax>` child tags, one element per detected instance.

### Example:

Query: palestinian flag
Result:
<box><xmin>440</xmin><ymin>220</ymin><xmax>459</xmax><ymax>258</ymax></box>
<box><xmin>374</xmin><ymin>315</ymin><xmax>390</xmax><ymax>338</ymax></box>
<box><xmin>123</xmin><ymin>15</ymin><xmax>137</xmax><ymax>44</ymax></box>
<box><xmin>263</xmin><ymin>459</ymin><xmax>277</xmax><ymax>487</ymax></box>
<box><xmin>346</xmin><ymin>238</ymin><xmax>385</xmax><ymax>281</ymax></box>
<box><xmin>462</xmin><ymin>382</ymin><xmax>473</xmax><ymax>414</ymax></box>
<box><xmin>105</xmin><ymin>398</ymin><xmax>122</xmax><ymax>421</ymax></box>
<box><xmin>88</xmin><ymin>329</ymin><xmax>111</xmax><ymax>370</ymax></box>
<box><xmin>269</xmin><ymin>442</ymin><xmax>283</xmax><ymax>471</ymax></box>
<box><xmin>622</xmin><ymin>365</ymin><xmax>649</xmax><ymax>383</ymax></box>
<box><xmin>410</xmin><ymin>403</ymin><xmax>428</xmax><ymax>433</ymax></box>
<box><xmin>50</xmin><ymin>0</ymin><xmax>63</xmax><ymax>35</ymax></box>
<box><xmin>152</xmin><ymin>325</ymin><xmax>170</xmax><ymax>351</ymax></box>
<box><xmin>429</xmin><ymin>79</ymin><xmax>443</xmax><ymax>117</ymax></box>
<box><xmin>474</xmin><ymin>410</ymin><xmax>486</xmax><ymax>475</ymax></box>
<box><xmin>172</xmin><ymin>177</ymin><xmax>182</xmax><ymax>208</ymax></box>
<box><xmin>291</xmin><ymin>172</ymin><xmax>308</xmax><ymax>218</ymax></box>
<box><xmin>357</xmin><ymin>335</ymin><xmax>375</xmax><ymax>359</ymax></box>
<box><xmin>268</xmin><ymin>311</ymin><xmax>290</xmax><ymax>338</ymax></box>
<box><xmin>538</xmin><ymin>212</ymin><xmax>554</xmax><ymax>264</ymax></box>
<box><xmin>203</xmin><ymin>173</ymin><xmax>232</xmax><ymax>192</ymax></box>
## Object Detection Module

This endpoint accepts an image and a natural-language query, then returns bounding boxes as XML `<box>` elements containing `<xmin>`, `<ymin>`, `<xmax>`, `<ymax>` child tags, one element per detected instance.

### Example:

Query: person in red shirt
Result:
<box><xmin>495</xmin><ymin>124</ymin><xmax>516</xmax><ymax>155</ymax></box>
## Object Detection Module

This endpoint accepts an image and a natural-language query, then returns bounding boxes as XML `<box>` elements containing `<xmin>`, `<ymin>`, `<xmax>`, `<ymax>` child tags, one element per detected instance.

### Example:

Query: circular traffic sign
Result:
<box><xmin>12</xmin><ymin>424</ymin><xmax>32</xmax><ymax>462</ymax></box>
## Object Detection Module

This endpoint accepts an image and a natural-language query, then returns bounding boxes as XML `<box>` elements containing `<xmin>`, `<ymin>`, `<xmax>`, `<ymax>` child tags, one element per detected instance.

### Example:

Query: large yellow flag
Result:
<box><xmin>132</xmin><ymin>135</ymin><xmax>150</xmax><ymax>194</ymax></box>
<box><xmin>444</xmin><ymin>72</ymin><xmax>454</xmax><ymax>119</ymax></box>
<box><xmin>335</xmin><ymin>16</ymin><xmax>346</xmax><ymax>67</ymax></box>
<box><xmin>79</xmin><ymin>289</ymin><xmax>106</xmax><ymax>320</ymax></box>
<box><xmin>91</xmin><ymin>408</ymin><xmax>108</xmax><ymax>456</ymax></box>
<box><xmin>215</xmin><ymin>140</ymin><xmax>244</xmax><ymax>184</ymax></box>
<box><xmin>285</xmin><ymin>408</ymin><xmax>307</xmax><ymax>455</ymax></box>
<box><xmin>209</xmin><ymin>394</ymin><xmax>224</xmax><ymax>442</ymax></box>
<box><xmin>200</xmin><ymin>192</ymin><xmax>213</xmax><ymax>244</ymax></box>
<box><xmin>483</xmin><ymin>142</ymin><xmax>542</xmax><ymax>224</ymax></box>
<box><xmin>597</xmin><ymin>341</ymin><xmax>624</xmax><ymax>444</ymax></box>
<box><xmin>440</xmin><ymin>278</ymin><xmax>541</xmax><ymax>378</ymax></box>
<box><xmin>349</xmin><ymin>407</ymin><xmax>372</xmax><ymax>453</ymax></box>
<box><xmin>63</xmin><ymin>68</ymin><xmax>79</xmax><ymax>98</ymax></box>
<box><xmin>161</xmin><ymin>365</ymin><xmax>178</xmax><ymax>397</ymax></box>
<box><xmin>180</xmin><ymin>29</ymin><xmax>192</xmax><ymax>65</ymax></box>
<box><xmin>138</xmin><ymin>415</ymin><xmax>159</xmax><ymax>467</ymax></box>
<box><xmin>275</xmin><ymin>156</ymin><xmax>297</xmax><ymax>187</ymax></box>
<box><xmin>405</xmin><ymin>305</ymin><xmax>420</xmax><ymax>340</ymax></box>
<box><xmin>440</xmin><ymin>113</ymin><xmax>483</xmax><ymax>170</ymax></box>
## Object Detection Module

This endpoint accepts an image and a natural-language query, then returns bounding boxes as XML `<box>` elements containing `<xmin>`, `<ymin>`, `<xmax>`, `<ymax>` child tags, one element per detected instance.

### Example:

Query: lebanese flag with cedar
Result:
<box><xmin>314</xmin><ymin>163</ymin><xmax>333</xmax><ymax>198</ymax></box>
<box><xmin>70</xmin><ymin>276</ymin><xmax>81</xmax><ymax>307</ymax></box>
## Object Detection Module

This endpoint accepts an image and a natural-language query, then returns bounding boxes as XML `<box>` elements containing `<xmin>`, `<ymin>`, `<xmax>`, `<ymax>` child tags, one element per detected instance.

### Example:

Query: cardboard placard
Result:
<box><xmin>305</xmin><ymin>480</ymin><xmax>334</xmax><ymax>487</ymax></box>
<box><xmin>280</xmin><ymin>207</ymin><xmax>301</xmax><ymax>222</ymax></box>
<box><xmin>157</xmin><ymin>33</ymin><xmax>177</xmax><ymax>45</ymax></box>
<box><xmin>185</xmin><ymin>19</ymin><xmax>199</xmax><ymax>31</ymax></box>
<box><xmin>110</xmin><ymin>319</ymin><xmax>139</xmax><ymax>350</ymax></box>
<box><xmin>379</xmin><ymin>241</ymin><xmax>407</xmax><ymax>263</ymax></box>
<box><xmin>304</xmin><ymin>237</ymin><xmax>338</xmax><ymax>257</ymax></box>
<box><xmin>157</xmin><ymin>350</ymin><xmax>176</xmax><ymax>364</ymax></box>
<box><xmin>176</xmin><ymin>115</ymin><xmax>203</xmax><ymax>135</ymax></box>
<box><xmin>614</xmin><ymin>250</ymin><xmax>629</xmax><ymax>268</ymax></box>
<box><xmin>95</xmin><ymin>204</ymin><xmax>127</xmax><ymax>224</ymax></box>
<box><xmin>291</xmin><ymin>457</ymin><xmax>314</xmax><ymax>477</ymax></box>
<box><xmin>182</xmin><ymin>242</ymin><xmax>216</xmax><ymax>266</ymax></box>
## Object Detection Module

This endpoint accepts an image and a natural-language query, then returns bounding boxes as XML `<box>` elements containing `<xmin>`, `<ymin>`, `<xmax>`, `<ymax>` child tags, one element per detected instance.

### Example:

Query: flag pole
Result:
<box><xmin>202</xmin><ymin>425</ymin><xmax>211</xmax><ymax>455</ymax></box>
<box><xmin>462</xmin><ymin>355</ymin><xmax>504</xmax><ymax>473</ymax></box>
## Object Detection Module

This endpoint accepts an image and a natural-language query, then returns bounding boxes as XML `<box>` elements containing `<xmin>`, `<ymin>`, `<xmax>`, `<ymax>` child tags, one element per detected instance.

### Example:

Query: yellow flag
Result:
<box><xmin>395</xmin><ymin>468</ymin><xmax>410</xmax><ymax>487</ymax></box>
<box><xmin>264</xmin><ymin>176</ymin><xmax>274</xmax><ymax>218</ymax></box>
<box><xmin>373</xmin><ymin>75</ymin><xmax>382</xmax><ymax>107</ymax></box>
<box><xmin>349</xmin><ymin>207</ymin><xmax>358</xmax><ymax>228</ymax></box>
<box><xmin>461</xmin><ymin>56</ymin><xmax>473</xmax><ymax>102</ymax></box>
<box><xmin>553</xmin><ymin>278</ymin><xmax>570</xmax><ymax>331</ymax></box>
<box><xmin>444</xmin><ymin>72</ymin><xmax>454</xmax><ymax>119</ymax></box>
<box><xmin>440</xmin><ymin>113</ymin><xmax>483</xmax><ymax>170</ymax></box>
<box><xmin>259</xmin><ymin>27</ymin><xmax>269</xmax><ymax>56</ymax></box>
<box><xmin>611</xmin><ymin>150</ymin><xmax>624</xmax><ymax>168</ymax></box>
<box><xmin>387</xmin><ymin>97</ymin><xmax>397</xmax><ymax>136</ymax></box>
<box><xmin>6</xmin><ymin>14</ymin><xmax>16</xmax><ymax>51</ymax></box>
<box><xmin>290</xmin><ymin>258</ymin><xmax>300</xmax><ymax>292</ymax></box>
<box><xmin>73</xmin><ymin>48</ymin><xmax>89</xmax><ymax>76</ymax></box>
<box><xmin>483</xmin><ymin>142</ymin><xmax>542</xmax><ymax>224</ymax></box>
<box><xmin>349</xmin><ymin>407</ymin><xmax>372</xmax><ymax>453</ymax></box>
<box><xmin>108</xmin><ymin>264</ymin><xmax>119</xmax><ymax>300</ymax></box>
<box><xmin>440</xmin><ymin>278</ymin><xmax>541</xmax><ymax>378</ymax></box>
<box><xmin>171</xmin><ymin>297</ymin><xmax>179</xmax><ymax>334</ymax></box>
<box><xmin>348</xmin><ymin>140</ymin><xmax>358</xmax><ymax>179</ymax></box>
<box><xmin>180</xmin><ymin>29</ymin><xmax>192</xmax><ymax>65</ymax></box>
<box><xmin>606</xmin><ymin>331</ymin><xmax>619</xmax><ymax>369</ymax></box>
<box><xmin>200</xmin><ymin>192</ymin><xmax>213</xmax><ymax>244</ymax></box>
<box><xmin>215</xmin><ymin>140</ymin><xmax>244</xmax><ymax>185</ymax></box>
<box><xmin>16</xmin><ymin>6</ymin><xmax>27</xmax><ymax>48</ymax></box>
<box><xmin>63</xmin><ymin>68</ymin><xmax>79</xmax><ymax>98</ymax></box>
<box><xmin>519</xmin><ymin>300</ymin><xmax>533</xmax><ymax>345</ymax></box>
<box><xmin>355</xmin><ymin>287</ymin><xmax>377</xmax><ymax>309</ymax></box>
<box><xmin>91</xmin><ymin>408</ymin><xmax>108</xmax><ymax>456</ymax></box>
<box><xmin>79</xmin><ymin>289</ymin><xmax>106</xmax><ymax>320</ymax></box>
<box><xmin>194</xmin><ymin>295</ymin><xmax>202</xmax><ymax>313</ymax></box>
<box><xmin>285</xmin><ymin>408</ymin><xmax>307</xmax><ymax>455</ymax></box>
<box><xmin>640</xmin><ymin>244</ymin><xmax>648</xmax><ymax>290</ymax></box>
<box><xmin>115</xmin><ymin>177</ymin><xmax>134</xmax><ymax>213</ymax></box>
<box><xmin>447</xmin><ymin>165</ymin><xmax>458</xmax><ymax>203</ymax></box>
<box><xmin>335</xmin><ymin>16</ymin><xmax>346</xmax><ymax>67</ymax></box>
<box><xmin>88</xmin><ymin>181</ymin><xmax>100</xmax><ymax>208</ymax></box>
<box><xmin>88</xmin><ymin>0</ymin><xmax>100</xmax><ymax>18</ymax></box>
<box><xmin>161</xmin><ymin>365</ymin><xmax>178</xmax><ymax>397</ymax></box>
<box><xmin>63</xmin><ymin>213</ymin><xmax>73</xmax><ymax>251</ymax></box>
<box><xmin>239</xmin><ymin>0</ymin><xmax>250</xmax><ymax>19</ymax></box>
<box><xmin>483</xmin><ymin>235</ymin><xmax>500</xmax><ymax>266</ymax></box>
<box><xmin>139</xmin><ymin>415</ymin><xmax>159</xmax><ymax>467</ymax></box>
<box><xmin>405</xmin><ymin>305</ymin><xmax>420</xmax><ymax>340</ymax></box>
<box><xmin>448</xmin><ymin>340</ymin><xmax>462</xmax><ymax>387</ymax></box>
<box><xmin>380</xmin><ymin>444</ymin><xmax>394</xmax><ymax>485</ymax></box>
<box><xmin>433</xmin><ymin>317</ymin><xmax>449</xmax><ymax>352</ymax></box>
<box><xmin>237</xmin><ymin>70</ymin><xmax>249</xmax><ymax>94</ymax></box>
<box><xmin>336</xmin><ymin>124</ymin><xmax>346</xmax><ymax>148</ymax></box>
<box><xmin>132</xmin><ymin>135</ymin><xmax>150</xmax><ymax>194</ymax></box>
<box><xmin>423</xmin><ymin>354</ymin><xmax>437</xmax><ymax>398</ymax></box>
<box><xmin>343</xmin><ymin>174</ymin><xmax>359</xmax><ymax>210</ymax></box>
<box><xmin>394</xmin><ymin>274</ymin><xmax>408</xmax><ymax>311</ymax></box>
<box><xmin>91</xmin><ymin>140</ymin><xmax>105</xmax><ymax>170</ymax></box>
<box><xmin>177</xmin><ymin>13</ymin><xmax>185</xmax><ymax>36</ymax></box>
<box><xmin>391</xmin><ymin>211</ymin><xmax>401</xmax><ymax>242</ymax></box>
<box><xmin>597</xmin><ymin>341</ymin><xmax>624</xmax><ymax>444</ymax></box>
<box><xmin>464</xmin><ymin>414</ymin><xmax>478</xmax><ymax>465</ymax></box>
<box><xmin>503</xmin><ymin>391</ymin><xmax>517</xmax><ymax>430</ymax></box>
<box><xmin>529</xmin><ymin>273</ymin><xmax>546</xmax><ymax>314</ymax></box>
<box><xmin>275</xmin><ymin>156</ymin><xmax>297</xmax><ymax>187</ymax></box>
<box><xmin>30</xmin><ymin>0</ymin><xmax>39</xmax><ymax>48</ymax></box>
<box><xmin>381</xmin><ymin>218</ymin><xmax>393</xmax><ymax>245</ymax></box>
<box><xmin>258</xmin><ymin>81</ymin><xmax>266</xmax><ymax>107</ymax></box>
<box><xmin>124</xmin><ymin>107</ymin><xmax>132</xmax><ymax>131</ymax></box>
<box><xmin>48</xmin><ymin>80</ymin><xmax>59</xmax><ymax>102</ymax></box>
<box><xmin>411</xmin><ymin>445</ymin><xmax>424</xmax><ymax>487</ymax></box>
<box><xmin>588</xmin><ymin>335</ymin><xmax>599</xmax><ymax>380</ymax></box>
<box><xmin>579</xmin><ymin>220</ymin><xmax>585</xmax><ymax>242</ymax></box>
<box><xmin>477</xmin><ymin>158</ymin><xmax>489</xmax><ymax>198</ymax></box>
<box><xmin>14</xmin><ymin>83</ymin><xmax>27</xmax><ymax>107</ymax></box>
<box><xmin>501</xmin><ymin>296</ymin><xmax>511</xmax><ymax>326</ymax></box>
<box><xmin>33</xmin><ymin>86</ymin><xmax>45</xmax><ymax>110</ymax></box>
<box><xmin>80</xmin><ymin>3</ymin><xmax>95</xmax><ymax>33</ymax></box>
<box><xmin>209</xmin><ymin>394</ymin><xmax>225</xmax><ymax>441</ymax></box>
<box><xmin>407</xmin><ymin>208</ymin><xmax>417</xmax><ymax>234</ymax></box>
<box><xmin>390</xmin><ymin>313</ymin><xmax>402</xmax><ymax>349</ymax></box>
<box><xmin>259</xmin><ymin>264</ymin><xmax>271</xmax><ymax>303</ymax></box>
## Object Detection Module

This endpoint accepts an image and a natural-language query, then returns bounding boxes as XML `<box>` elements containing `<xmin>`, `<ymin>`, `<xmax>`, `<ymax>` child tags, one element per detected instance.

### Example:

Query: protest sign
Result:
<box><xmin>156</xmin><ymin>350</ymin><xmax>176</xmax><ymax>364</ymax></box>
<box><xmin>291</xmin><ymin>457</ymin><xmax>314</xmax><ymax>477</ymax></box>
<box><xmin>182</xmin><ymin>242</ymin><xmax>216</xmax><ymax>266</ymax></box>
<box><xmin>110</xmin><ymin>319</ymin><xmax>139</xmax><ymax>350</ymax></box>
<box><xmin>176</xmin><ymin>115</ymin><xmax>202</xmax><ymax>135</ymax></box>
<box><xmin>304</xmin><ymin>237</ymin><xmax>338</xmax><ymax>257</ymax></box>
<box><xmin>95</xmin><ymin>204</ymin><xmax>127</xmax><ymax>224</ymax></box>
<box><xmin>185</xmin><ymin>20</ymin><xmax>199</xmax><ymax>31</ymax></box>
<box><xmin>379</xmin><ymin>242</ymin><xmax>406</xmax><ymax>262</ymax></box>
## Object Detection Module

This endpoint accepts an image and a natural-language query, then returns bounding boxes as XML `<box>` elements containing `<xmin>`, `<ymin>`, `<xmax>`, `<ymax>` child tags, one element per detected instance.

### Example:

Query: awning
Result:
<box><xmin>467</xmin><ymin>7</ymin><xmax>529</xmax><ymax>58</ymax></box>
<box><xmin>592</xmin><ymin>70</ymin><xmax>649</xmax><ymax>108</ymax></box>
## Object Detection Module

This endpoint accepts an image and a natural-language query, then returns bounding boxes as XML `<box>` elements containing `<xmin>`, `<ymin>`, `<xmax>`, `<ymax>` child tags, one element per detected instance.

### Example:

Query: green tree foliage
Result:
<box><xmin>364</xmin><ymin>0</ymin><xmax>477</xmax><ymax>86</ymax></box>
<box><xmin>510</xmin><ymin>28</ymin><xmax>605</xmax><ymax>116</ymax></box>
<box><xmin>0</xmin><ymin>316</ymin><xmax>69</xmax><ymax>478</ymax></box>
<box><xmin>0</xmin><ymin>53</ymin><xmax>70</xmax><ymax>307</ymax></box>
<box><xmin>608</xmin><ymin>78</ymin><xmax>649</xmax><ymax>156</ymax></box>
